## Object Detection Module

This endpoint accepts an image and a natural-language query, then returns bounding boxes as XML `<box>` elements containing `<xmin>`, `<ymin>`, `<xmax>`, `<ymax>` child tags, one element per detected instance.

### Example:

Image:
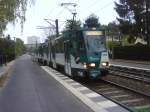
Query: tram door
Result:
<box><xmin>64</xmin><ymin>41</ymin><xmax>71</xmax><ymax>76</ymax></box>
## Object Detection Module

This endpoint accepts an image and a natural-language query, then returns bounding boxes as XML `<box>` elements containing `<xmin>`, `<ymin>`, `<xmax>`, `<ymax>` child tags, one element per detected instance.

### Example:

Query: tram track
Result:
<box><xmin>109</xmin><ymin>66</ymin><xmax>150</xmax><ymax>80</ymax></box>
<box><xmin>109</xmin><ymin>70</ymin><xmax>150</xmax><ymax>83</ymax></box>
<box><xmin>108</xmin><ymin>66</ymin><xmax>150</xmax><ymax>95</ymax></box>
<box><xmin>73</xmin><ymin>66</ymin><xmax>150</xmax><ymax>112</ymax></box>
<box><xmin>75</xmin><ymin>78</ymin><xmax>150</xmax><ymax>112</ymax></box>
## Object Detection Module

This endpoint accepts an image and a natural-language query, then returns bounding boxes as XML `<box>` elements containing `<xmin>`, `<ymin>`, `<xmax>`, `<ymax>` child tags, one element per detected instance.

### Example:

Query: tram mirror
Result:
<box><xmin>75</xmin><ymin>57</ymin><xmax>80</xmax><ymax>64</ymax></box>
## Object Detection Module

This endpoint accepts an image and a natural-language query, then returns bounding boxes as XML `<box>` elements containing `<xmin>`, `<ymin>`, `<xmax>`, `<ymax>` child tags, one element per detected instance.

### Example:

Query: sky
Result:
<box><xmin>4</xmin><ymin>0</ymin><xmax>119</xmax><ymax>44</ymax></box>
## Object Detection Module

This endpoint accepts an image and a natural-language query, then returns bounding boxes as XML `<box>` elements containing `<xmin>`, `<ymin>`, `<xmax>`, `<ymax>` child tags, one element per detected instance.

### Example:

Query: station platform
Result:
<box><xmin>110</xmin><ymin>59</ymin><xmax>150</xmax><ymax>71</ymax></box>
<box><xmin>42</xmin><ymin>66</ymin><xmax>129</xmax><ymax>112</ymax></box>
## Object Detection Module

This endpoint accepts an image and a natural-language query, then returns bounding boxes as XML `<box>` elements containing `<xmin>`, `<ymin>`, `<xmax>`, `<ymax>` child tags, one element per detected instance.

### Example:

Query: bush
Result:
<box><xmin>106</xmin><ymin>41</ymin><xmax>121</xmax><ymax>50</ymax></box>
<box><xmin>113</xmin><ymin>44</ymin><xmax>150</xmax><ymax>61</ymax></box>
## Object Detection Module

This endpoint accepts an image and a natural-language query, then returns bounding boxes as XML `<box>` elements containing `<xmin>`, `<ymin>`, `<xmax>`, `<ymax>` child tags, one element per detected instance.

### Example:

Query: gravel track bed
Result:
<box><xmin>107</xmin><ymin>74</ymin><xmax>150</xmax><ymax>95</ymax></box>
<box><xmin>75</xmin><ymin>78</ymin><xmax>150</xmax><ymax>111</ymax></box>
<box><xmin>109</xmin><ymin>66</ymin><xmax>150</xmax><ymax>79</ymax></box>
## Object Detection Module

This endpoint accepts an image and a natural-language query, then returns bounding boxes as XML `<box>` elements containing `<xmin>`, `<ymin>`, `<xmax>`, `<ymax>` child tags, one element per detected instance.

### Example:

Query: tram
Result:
<box><xmin>35</xmin><ymin>28</ymin><xmax>109</xmax><ymax>78</ymax></box>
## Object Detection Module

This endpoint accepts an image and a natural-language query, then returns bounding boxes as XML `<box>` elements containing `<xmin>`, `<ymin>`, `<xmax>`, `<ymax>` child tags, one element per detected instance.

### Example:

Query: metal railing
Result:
<box><xmin>0</xmin><ymin>55</ymin><xmax>15</xmax><ymax>66</ymax></box>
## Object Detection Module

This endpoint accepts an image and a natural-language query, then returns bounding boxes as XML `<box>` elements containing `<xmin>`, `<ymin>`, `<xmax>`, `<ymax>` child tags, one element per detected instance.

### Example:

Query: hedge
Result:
<box><xmin>113</xmin><ymin>44</ymin><xmax>150</xmax><ymax>61</ymax></box>
<box><xmin>0</xmin><ymin>54</ymin><xmax>15</xmax><ymax>65</ymax></box>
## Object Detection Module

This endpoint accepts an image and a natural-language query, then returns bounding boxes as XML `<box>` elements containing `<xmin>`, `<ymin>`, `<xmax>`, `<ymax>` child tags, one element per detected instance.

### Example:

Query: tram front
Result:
<box><xmin>83</xmin><ymin>30</ymin><xmax>109</xmax><ymax>78</ymax></box>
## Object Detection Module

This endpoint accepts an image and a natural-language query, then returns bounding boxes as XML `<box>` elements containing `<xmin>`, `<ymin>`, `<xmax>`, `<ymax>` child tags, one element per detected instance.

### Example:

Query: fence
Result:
<box><xmin>0</xmin><ymin>55</ymin><xmax>15</xmax><ymax>66</ymax></box>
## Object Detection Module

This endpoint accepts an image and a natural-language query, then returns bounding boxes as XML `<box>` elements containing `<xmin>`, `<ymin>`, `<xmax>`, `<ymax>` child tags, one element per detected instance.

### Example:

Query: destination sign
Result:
<box><xmin>85</xmin><ymin>31</ymin><xmax>103</xmax><ymax>36</ymax></box>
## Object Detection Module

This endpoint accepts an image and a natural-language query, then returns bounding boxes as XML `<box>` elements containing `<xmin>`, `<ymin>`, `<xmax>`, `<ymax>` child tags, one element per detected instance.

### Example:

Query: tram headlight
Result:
<box><xmin>102</xmin><ymin>62</ymin><xmax>107</xmax><ymax>66</ymax></box>
<box><xmin>89</xmin><ymin>63</ymin><xmax>96</xmax><ymax>67</ymax></box>
<box><xmin>102</xmin><ymin>62</ymin><xmax>109</xmax><ymax>66</ymax></box>
<box><xmin>83</xmin><ymin>63</ymin><xmax>87</xmax><ymax>68</ymax></box>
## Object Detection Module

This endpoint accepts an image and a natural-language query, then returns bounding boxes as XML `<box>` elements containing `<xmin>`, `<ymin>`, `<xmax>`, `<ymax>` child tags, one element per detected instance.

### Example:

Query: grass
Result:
<box><xmin>134</xmin><ymin>106</ymin><xmax>150</xmax><ymax>112</ymax></box>
<box><xmin>0</xmin><ymin>73</ymin><xmax>8</xmax><ymax>87</ymax></box>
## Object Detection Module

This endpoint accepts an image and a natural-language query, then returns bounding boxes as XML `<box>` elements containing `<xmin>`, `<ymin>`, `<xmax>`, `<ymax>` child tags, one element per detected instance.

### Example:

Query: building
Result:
<box><xmin>27</xmin><ymin>36</ymin><xmax>40</xmax><ymax>45</ymax></box>
<box><xmin>26</xmin><ymin>36</ymin><xmax>40</xmax><ymax>52</ymax></box>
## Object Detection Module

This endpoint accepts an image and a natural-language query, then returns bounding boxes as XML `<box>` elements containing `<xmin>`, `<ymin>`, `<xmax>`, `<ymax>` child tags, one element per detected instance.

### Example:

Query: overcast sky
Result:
<box><xmin>4</xmin><ymin>0</ymin><xmax>119</xmax><ymax>43</ymax></box>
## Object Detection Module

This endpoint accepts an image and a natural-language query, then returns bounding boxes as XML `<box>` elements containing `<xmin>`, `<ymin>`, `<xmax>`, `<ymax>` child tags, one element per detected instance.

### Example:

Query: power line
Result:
<box><xmin>47</xmin><ymin>5</ymin><xmax>60</xmax><ymax>18</ymax></box>
<box><xmin>86</xmin><ymin>0</ymin><xmax>103</xmax><ymax>9</ymax></box>
<box><xmin>92</xmin><ymin>1</ymin><xmax>114</xmax><ymax>14</ymax></box>
<box><xmin>55</xmin><ymin>8</ymin><xmax>65</xmax><ymax>19</ymax></box>
<box><xmin>46</xmin><ymin>0</ymin><xmax>66</xmax><ymax>19</ymax></box>
<box><xmin>76</xmin><ymin>0</ymin><xmax>103</xmax><ymax>18</ymax></box>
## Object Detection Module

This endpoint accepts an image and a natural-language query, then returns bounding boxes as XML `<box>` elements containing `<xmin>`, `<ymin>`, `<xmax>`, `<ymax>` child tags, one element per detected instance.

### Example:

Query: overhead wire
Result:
<box><xmin>55</xmin><ymin>8</ymin><xmax>65</xmax><ymax>19</ymax></box>
<box><xmin>92</xmin><ymin>1</ymin><xmax>114</xmax><ymax>14</ymax></box>
<box><xmin>77</xmin><ymin>0</ymin><xmax>103</xmax><ymax>18</ymax></box>
<box><xmin>46</xmin><ymin>0</ymin><xmax>115</xmax><ymax>32</ymax></box>
<box><xmin>92</xmin><ymin>0</ymin><xmax>114</xmax><ymax>12</ymax></box>
<box><xmin>86</xmin><ymin>0</ymin><xmax>104</xmax><ymax>9</ymax></box>
<box><xmin>77</xmin><ymin>0</ymin><xmax>114</xmax><ymax>21</ymax></box>
<box><xmin>47</xmin><ymin>5</ymin><xmax>60</xmax><ymax>18</ymax></box>
<box><xmin>46</xmin><ymin>0</ymin><xmax>64</xmax><ymax>18</ymax></box>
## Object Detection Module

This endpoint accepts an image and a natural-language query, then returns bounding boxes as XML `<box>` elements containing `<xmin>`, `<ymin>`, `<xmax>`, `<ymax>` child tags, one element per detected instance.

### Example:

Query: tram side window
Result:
<box><xmin>59</xmin><ymin>41</ymin><xmax>64</xmax><ymax>53</ymax></box>
<box><xmin>79</xmin><ymin>41</ymin><xmax>84</xmax><ymax>50</ymax></box>
<box><xmin>55</xmin><ymin>40</ymin><xmax>64</xmax><ymax>53</ymax></box>
<box><xmin>78</xmin><ymin>40</ymin><xmax>85</xmax><ymax>54</ymax></box>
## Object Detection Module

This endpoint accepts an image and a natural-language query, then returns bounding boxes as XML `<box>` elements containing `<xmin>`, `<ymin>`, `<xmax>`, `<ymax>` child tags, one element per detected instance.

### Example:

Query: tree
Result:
<box><xmin>65</xmin><ymin>19</ymin><xmax>81</xmax><ymax>30</ymax></box>
<box><xmin>0</xmin><ymin>37</ymin><xmax>15</xmax><ymax>56</ymax></box>
<box><xmin>84</xmin><ymin>14</ymin><xmax>100</xmax><ymax>28</ymax></box>
<box><xmin>115</xmin><ymin>0</ymin><xmax>150</xmax><ymax>45</ymax></box>
<box><xmin>108</xmin><ymin>21</ymin><xmax>120</xmax><ymax>36</ymax></box>
<box><xmin>0</xmin><ymin>0</ymin><xmax>36</xmax><ymax>34</ymax></box>
<box><xmin>107</xmin><ymin>21</ymin><xmax>124</xmax><ymax>45</ymax></box>
<box><xmin>15</xmin><ymin>38</ymin><xmax>25</xmax><ymax>56</ymax></box>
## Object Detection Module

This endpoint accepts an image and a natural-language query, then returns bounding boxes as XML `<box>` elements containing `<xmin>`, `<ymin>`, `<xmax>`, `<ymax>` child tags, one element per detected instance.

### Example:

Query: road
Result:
<box><xmin>0</xmin><ymin>55</ymin><xmax>93</xmax><ymax>112</ymax></box>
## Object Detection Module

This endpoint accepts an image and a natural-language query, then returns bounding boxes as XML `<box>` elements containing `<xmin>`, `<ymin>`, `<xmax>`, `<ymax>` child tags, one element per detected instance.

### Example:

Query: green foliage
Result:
<box><xmin>134</xmin><ymin>106</ymin><xmax>150</xmax><ymax>112</ymax></box>
<box><xmin>107</xmin><ymin>21</ymin><xmax>120</xmax><ymax>35</ymax></box>
<box><xmin>65</xmin><ymin>19</ymin><xmax>81</xmax><ymax>30</ymax></box>
<box><xmin>0</xmin><ymin>0</ymin><xmax>35</xmax><ymax>33</ymax></box>
<box><xmin>106</xmin><ymin>41</ymin><xmax>121</xmax><ymax>50</ymax></box>
<box><xmin>115</xmin><ymin>0</ymin><xmax>150</xmax><ymax>44</ymax></box>
<box><xmin>127</xmin><ymin>36</ymin><xmax>136</xmax><ymax>44</ymax></box>
<box><xmin>0</xmin><ymin>37</ymin><xmax>25</xmax><ymax>57</ymax></box>
<box><xmin>121</xmin><ymin>35</ymin><xmax>131</xmax><ymax>45</ymax></box>
<box><xmin>84</xmin><ymin>14</ymin><xmax>100</xmax><ymax>28</ymax></box>
<box><xmin>0</xmin><ymin>37</ymin><xmax>15</xmax><ymax>55</ymax></box>
<box><xmin>15</xmin><ymin>38</ymin><xmax>25</xmax><ymax>56</ymax></box>
<box><xmin>113</xmin><ymin>45</ymin><xmax>150</xmax><ymax>61</ymax></box>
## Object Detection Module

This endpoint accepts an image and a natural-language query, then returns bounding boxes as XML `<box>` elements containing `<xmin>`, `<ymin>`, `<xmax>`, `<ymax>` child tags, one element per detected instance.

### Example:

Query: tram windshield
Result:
<box><xmin>84</xmin><ymin>31</ymin><xmax>106</xmax><ymax>53</ymax></box>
